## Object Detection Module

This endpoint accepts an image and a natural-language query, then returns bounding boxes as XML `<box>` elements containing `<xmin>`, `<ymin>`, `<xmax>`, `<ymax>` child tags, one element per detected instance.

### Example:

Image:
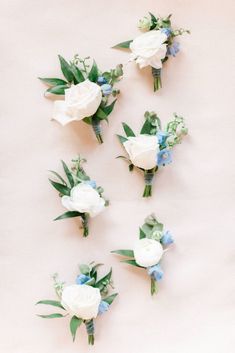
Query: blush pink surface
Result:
<box><xmin>0</xmin><ymin>0</ymin><xmax>235</xmax><ymax>352</ymax></box>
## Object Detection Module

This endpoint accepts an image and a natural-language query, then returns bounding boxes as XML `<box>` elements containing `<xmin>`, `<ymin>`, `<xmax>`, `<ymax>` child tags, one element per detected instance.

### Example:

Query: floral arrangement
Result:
<box><xmin>113</xmin><ymin>13</ymin><xmax>189</xmax><ymax>91</ymax></box>
<box><xmin>39</xmin><ymin>54</ymin><xmax>123</xmax><ymax>143</ymax></box>
<box><xmin>49</xmin><ymin>156</ymin><xmax>108</xmax><ymax>236</ymax></box>
<box><xmin>112</xmin><ymin>214</ymin><xmax>174</xmax><ymax>295</ymax></box>
<box><xmin>36</xmin><ymin>263</ymin><xmax>117</xmax><ymax>345</ymax></box>
<box><xmin>117</xmin><ymin>111</ymin><xmax>188</xmax><ymax>197</ymax></box>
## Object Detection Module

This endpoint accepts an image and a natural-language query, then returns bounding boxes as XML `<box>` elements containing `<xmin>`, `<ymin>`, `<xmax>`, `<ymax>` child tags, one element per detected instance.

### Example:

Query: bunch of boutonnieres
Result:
<box><xmin>36</xmin><ymin>263</ymin><xmax>117</xmax><ymax>345</ymax></box>
<box><xmin>117</xmin><ymin>111</ymin><xmax>188</xmax><ymax>197</ymax></box>
<box><xmin>49</xmin><ymin>156</ymin><xmax>108</xmax><ymax>236</ymax></box>
<box><xmin>113</xmin><ymin>12</ymin><xmax>189</xmax><ymax>91</ymax></box>
<box><xmin>39</xmin><ymin>54</ymin><xmax>123</xmax><ymax>143</ymax></box>
<box><xmin>112</xmin><ymin>214</ymin><xmax>174</xmax><ymax>295</ymax></box>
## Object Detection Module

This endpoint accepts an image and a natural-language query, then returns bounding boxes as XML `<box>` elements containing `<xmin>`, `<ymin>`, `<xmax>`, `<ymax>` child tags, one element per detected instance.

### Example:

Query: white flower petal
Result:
<box><xmin>53</xmin><ymin>101</ymin><xmax>77</xmax><ymax>126</ymax></box>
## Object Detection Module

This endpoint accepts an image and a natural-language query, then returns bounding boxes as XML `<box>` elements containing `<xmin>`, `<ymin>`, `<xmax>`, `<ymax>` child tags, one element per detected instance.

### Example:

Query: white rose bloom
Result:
<box><xmin>53</xmin><ymin>79</ymin><xmax>102</xmax><ymax>126</ymax></box>
<box><xmin>61</xmin><ymin>284</ymin><xmax>101</xmax><ymax>320</ymax></box>
<box><xmin>129</xmin><ymin>30</ymin><xmax>167</xmax><ymax>69</ymax></box>
<box><xmin>134</xmin><ymin>238</ymin><xmax>164</xmax><ymax>267</ymax></box>
<box><xmin>123</xmin><ymin>134</ymin><xmax>159</xmax><ymax>170</ymax></box>
<box><xmin>61</xmin><ymin>183</ymin><xmax>105</xmax><ymax>217</ymax></box>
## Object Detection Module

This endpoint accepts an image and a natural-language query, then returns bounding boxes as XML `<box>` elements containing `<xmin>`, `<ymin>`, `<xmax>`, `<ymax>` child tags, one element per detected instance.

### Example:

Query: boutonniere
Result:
<box><xmin>113</xmin><ymin>13</ymin><xmax>189</xmax><ymax>91</ymax></box>
<box><xmin>117</xmin><ymin>111</ymin><xmax>188</xmax><ymax>197</ymax></box>
<box><xmin>112</xmin><ymin>214</ymin><xmax>173</xmax><ymax>295</ymax></box>
<box><xmin>36</xmin><ymin>263</ymin><xmax>117</xmax><ymax>345</ymax></box>
<box><xmin>49</xmin><ymin>156</ymin><xmax>108</xmax><ymax>236</ymax></box>
<box><xmin>39</xmin><ymin>54</ymin><xmax>123</xmax><ymax>143</ymax></box>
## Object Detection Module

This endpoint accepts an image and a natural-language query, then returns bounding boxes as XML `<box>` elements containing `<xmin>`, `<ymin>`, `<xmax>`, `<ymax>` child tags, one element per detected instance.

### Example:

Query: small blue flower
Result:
<box><xmin>157</xmin><ymin>148</ymin><xmax>172</xmax><ymax>166</ymax></box>
<box><xmin>97</xmin><ymin>76</ymin><xmax>107</xmax><ymax>85</ymax></box>
<box><xmin>85</xmin><ymin>180</ymin><xmax>97</xmax><ymax>189</ymax></box>
<box><xmin>167</xmin><ymin>42</ymin><xmax>180</xmax><ymax>57</ymax></box>
<box><xmin>161</xmin><ymin>230</ymin><xmax>174</xmax><ymax>245</ymax></box>
<box><xmin>76</xmin><ymin>274</ymin><xmax>91</xmax><ymax>285</ymax></box>
<box><xmin>101</xmin><ymin>83</ymin><xmax>112</xmax><ymax>96</ymax></box>
<box><xmin>161</xmin><ymin>28</ymin><xmax>172</xmax><ymax>37</ymax></box>
<box><xmin>147</xmin><ymin>264</ymin><xmax>164</xmax><ymax>281</ymax></box>
<box><xmin>98</xmin><ymin>300</ymin><xmax>110</xmax><ymax>315</ymax></box>
<box><xmin>157</xmin><ymin>131</ymin><xmax>169</xmax><ymax>147</ymax></box>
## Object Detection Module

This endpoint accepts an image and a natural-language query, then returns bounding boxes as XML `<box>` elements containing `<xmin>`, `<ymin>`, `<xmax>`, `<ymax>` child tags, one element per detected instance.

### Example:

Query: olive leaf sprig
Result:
<box><xmin>113</xmin><ymin>13</ymin><xmax>189</xmax><ymax>91</ymax></box>
<box><xmin>117</xmin><ymin>111</ymin><xmax>188</xmax><ymax>197</ymax></box>
<box><xmin>49</xmin><ymin>156</ymin><xmax>108</xmax><ymax>237</ymax></box>
<box><xmin>112</xmin><ymin>214</ymin><xmax>174</xmax><ymax>295</ymax></box>
<box><xmin>36</xmin><ymin>263</ymin><xmax>118</xmax><ymax>345</ymax></box>
<box><xmin>39</xmin><ymin>54</ymin><xmax>123</xmax><ymax>143</ymax></box>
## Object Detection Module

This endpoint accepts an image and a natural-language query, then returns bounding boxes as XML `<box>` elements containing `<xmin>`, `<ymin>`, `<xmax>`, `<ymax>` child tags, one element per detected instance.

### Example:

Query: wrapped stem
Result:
<box><xmin>152</xmin><ymin>67</ymin><xmax>162</xmax><ymax>92</ymax></box>
<box><xmin>92</xmin><ymin>117</ymin><xmax>103</xmax><ymax>144</ymax></box>
<box><xmin>81</xmin><ymin>213</ymin><xmax>89</xmax><ymax>237</ymax></box>
<box><xmin>150</xmin><ymin>277</ymin><xmax>158</xmax><ymax>295</ymax></box>
<box><xmin>85</xmin><ymin>319</ymin><xmax>95</xmax><ymax>345</ymax></box>
<box><xmin>143</xmin><ymin>171</ymin><xmax>154</xmax><ymax>198</ymax></box>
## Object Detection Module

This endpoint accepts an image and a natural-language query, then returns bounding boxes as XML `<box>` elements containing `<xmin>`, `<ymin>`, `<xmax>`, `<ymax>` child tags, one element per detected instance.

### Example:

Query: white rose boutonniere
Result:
<box><xmin>112</xmin><ymin>214</ymin><xmax>174</xmax><ymax>295</ymax></box>
<box><xmin>39</xmin><ymin>54</ymin><xmax>123</xmax><ymax>143</ymax></box>
<box><xmin>113</xmin><ymin>12</ymin><xmax>189</xmax><ymax>91</ymax></box>
<box><xmin>36</xmin><ymin>263</ymin><xmax>118</xmax><ymax>345</ymax></box>
<box><xmin>117</xmin><ymin>111</ymin><xmax>188</xmax><ymax>197</ymax></box>
<box><xmin>49</xmin><ymin>156</ymin><xmax>108</xmax><ymax>237</ymax></box>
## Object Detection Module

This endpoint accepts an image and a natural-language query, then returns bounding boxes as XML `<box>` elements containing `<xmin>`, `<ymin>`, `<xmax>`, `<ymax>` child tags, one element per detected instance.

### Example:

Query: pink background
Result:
<box><xmin>1</xmin><ymin>0</ymin><xmax>235</xmax><ymax>352</ymax></box>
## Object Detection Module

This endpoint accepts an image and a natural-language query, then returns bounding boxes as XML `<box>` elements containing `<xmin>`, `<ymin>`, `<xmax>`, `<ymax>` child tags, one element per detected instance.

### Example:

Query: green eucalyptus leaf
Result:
<box><xmin>54</xmin><ymin>211</ymin><xmax>82</xmax><ymax>221</ymax></box>
<box><xmin>122</xmin><ymin>122</ymin><xmax>135</xmax><ymax>137</ymax></box>
<box><xmin>121</xmin><ymin>259</ymin><xmax>143</xmax><ymax>268</ymax></box>
<box><xmin>117</xmin><ymin>134</ymin><xmax>128</xmax><ymax>144</ymax></box>
<box><xmin>36</xmin><ymin>300</ymin><xmax>65</xmax><ymax>310</ymax></box>
<box><xmin>70</xmin><ymin>316</ymin><xmax>82</xmax><ymax>341</ymax></box>
<box><xmin>70</xmin><ymin>64</ymin><xmax>85</xmax><ymax>83</ymax></box>
<box><xmin>46</xmin><ymin>85</ymin><xmax>69</xmax><ymax>95</ymax></box>
<box><xmin>79</xmin><ymin>264</ymin><xmax>90</xmax><ymax>275</ymax></box>
<box><xmin>38</xmin><ymin>313</ymin><xmax>65</xmax><ymax>319</ymax></box>
<box><xmin>39</xmin><ymin>77</ymin><xmax>68</xmax><ymax>86</ymax></box>
<box><xmin>111</xmin><ymin>249</ymin><xmax>134</xmax><ymax>258</ymax></box>
<box><xmin>58</xmin><ymin>55</ymin><xmax>74</xmax><ymax>83</ymax></box>
<box><xmin>103</xmin><ymin>293</ymin><xmax>118</xmax><ymax>305</ymax></box>
<box><xmin>49</xmin><ymin>179</ymin><xmax>71</xmax><ymax>196</ymax></box>
<box><xmin>61</xmin><ymin>160</ymin><xmax>74</xmax><ymax>188</ymax></box>
<box><xmin>112</xmin><ymin>40</ymin><xmax>133</xmax><ymax>49</ymax></box>
<box><xmin>88</xmin><ymin>60</ymin><xmax>99</xmax><ymax>82</ymax></box>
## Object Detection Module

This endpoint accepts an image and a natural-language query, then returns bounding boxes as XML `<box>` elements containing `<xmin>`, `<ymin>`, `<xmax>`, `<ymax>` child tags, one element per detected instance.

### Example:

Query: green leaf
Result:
<box><xmin>58</xmin><ymin>55</ymin><xmax>74</xmax><ymax>83</ymax></box>
<box><xmin>95</xmin><ymin>268</ymin><xmax>112</xmax><ymax>290</ymax></box>
<box><xmin>88</xmin><ymin>60</ymin><xmax>99</xmax><ymax>82</ymax></box>
<box><xmin>139</xmin><ymin>227</ymin><xmax>147</xmax><ymax>239</ymax></box>
<box><xmin>102</xmin><ymin>100</ymin><xmax>117</xmax><ymax>116</ymax></box>
<box><xmin>49</xmin><ymin>179</ymin><xmax>71</xmax><ymax>196</ymax></box>
<box><xmin>149</xmin><ymin>12</ymin><xmax>158</xmax><ymax>30</ymax></box>
<box><xmin>121</xmin><ymin>259</ymin><xmax>143</xmax><ymax>268</ymax></box>
<box><xmin>140</xmin><ymin>119</ymin><xmax>152</xmax><ymax>134</ymax></box>
<box><xmin>46</xmin><ymin>85</ymin><xmax>69</xmax><ymax>95</ymax></box>
<box><xmin>36</xmin><ymin>300</ymin><xmax>65</xmax><ymax>310</ymax></box>
<box><xmin>79</xmin><ymin>264</ymin><xmax>90</xmax><ymax>275</ymax></box>
<box><xmin>70</xmin><ymin>316</ymin><xmax>82</xmax><ymax>341</ymax></box>
<box><xmin>70</xmin><ymin>64</ymin><xmax>85</xmax><ymax>83</ymax></box>
<box><xmin>61</xmin><ymin>160</ymin><xmax>74</xmax><ymax>188</ymax></box>
<box><xmin>54</xmin><ymin>211</ymin><xmax>82</xmax><ymax>221</ymax></box>
<box><xmin>122</xmin><ymin>122</ymin><xmax>135</xmax><ymax>137</ymax></box>
<box><xmin>38</xmin><ymin>313</ymin><xmax>65</xmax><ymax>319</ymax></box>
<box><xmin>111</xmin><ymin>249</ymin><xmax>134</xmax><ymax>258</ymax></box>
<box><xmin>83</xmin><ymin>117</ymin><xmax>92</xmax><ymax>125</ymax></box>
<box><xmin>141</xmin><ymin>223</ymin><xmax>153</xmax><ymax>237</ymax></box>
<box><xmin>117</xmin><ymin>134</ymin><xmax>128</xmax><ymax>144</ymax></box>
<box><xmin>103</xmin><ymin>293</ymin><xmax>118</xmax><ymax>305</ymax></box>
<box><xmin>49</xmin><ymin>171</ymin><xmax>67</xmax><ymax>185</ymax></box>
<box><xmin>112</xmin><ymin>40</ymin><xmax>133</xmax><ymax>49</ymax></box>
<box><xmin>39</xmin><ymin>77</ymin><xmax>68</xmax><ymax>86</ymax></box>
<box><xmin>95</xmin><ymin>107</ymin><xmax>107</xmax><ymax>120</ymax></box>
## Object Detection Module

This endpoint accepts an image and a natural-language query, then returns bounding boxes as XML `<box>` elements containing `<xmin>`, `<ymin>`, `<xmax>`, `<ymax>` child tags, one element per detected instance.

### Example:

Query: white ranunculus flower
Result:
<box><xmin>134</xmin><ymin>238</ymin><xmax>164</xmax><ymax>267</ymax></box>
<box><xmin>129</xmin><ymin>30</ymin><xmax>167</xmax><ymax>69</ymax></box>
<box><xmin>53</xmin><ymin>79</ymin><xmax>102</xmax><ymax>126</ymax></box>
<box><xmin>123</xmin><ymin>134</ymin><xmax>159</xmax><ymax>170</ymax></box>
<box><xmin>61</xmin><ymin>284</ymin><xmax>101</xmax><ymax>320</ymax></box>
<box><xmin>61</xmin><ymin>183</ymin><xmax>106</xmax><ymax>217</ymax></box>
